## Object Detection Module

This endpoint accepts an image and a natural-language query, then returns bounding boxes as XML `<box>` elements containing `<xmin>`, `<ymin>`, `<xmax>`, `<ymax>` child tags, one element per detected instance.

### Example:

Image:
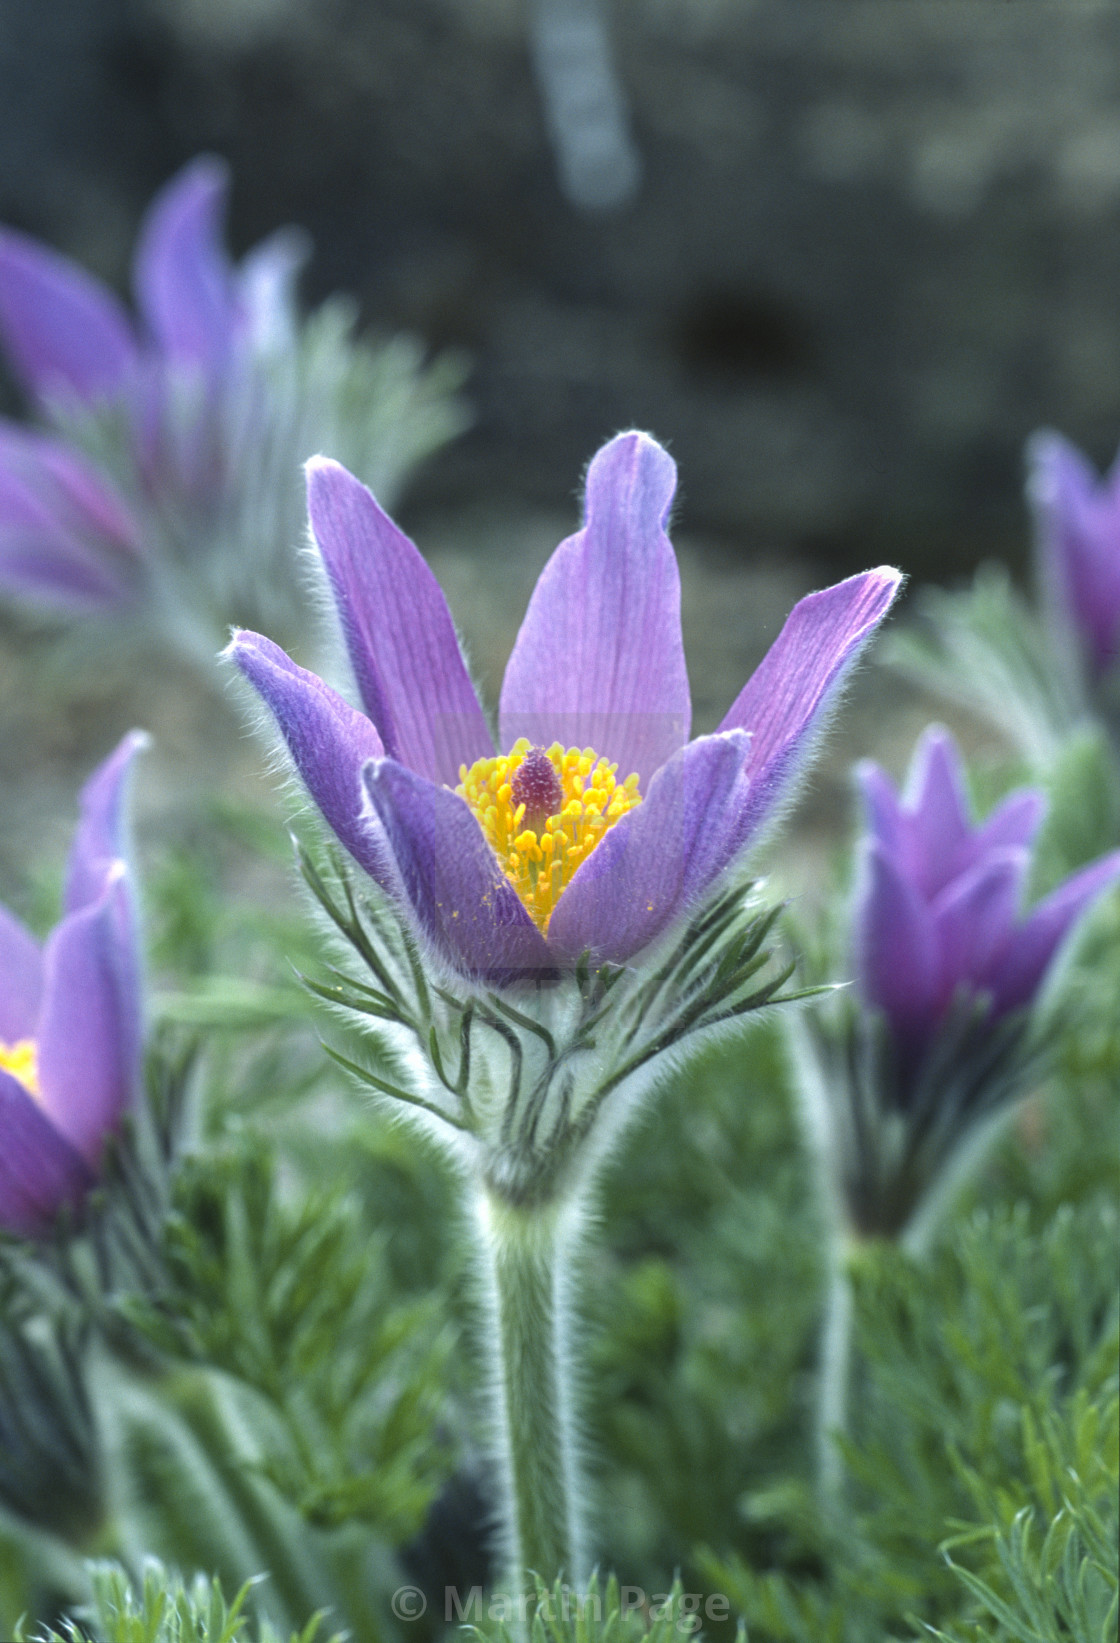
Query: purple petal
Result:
<box><xmin>719</xmin><ymin>567</ymin><xmax>903</xmax><ymax>828</ymax></box>
<box><xmin>970</xmin><ymin>788</ymin><xmax>1048</xmax><ymax>860</ymax></box>
<box><xmin>929</xmin><ymin>847</ymin><xmax>1029</xmax><ymax>1006</ymax></box>
<box><xmin>988</xmin><ymin>850</ymin><xmax>1120</xmax><ymax>1014</ymax></box>
<box><xmin>853</xmin><ymin>839</ymin><xmax>938</xmax><ymax>1046</ymax></box>
<box><xmin>499</xmin><ymin>432</ymin><xmax>690</xmax><ymax>787</ymax></box>
<box><xmin>37</xmin><ymin>869</ymin><xmax>141</xmax><ymax>1168</ymax></box>
<box><xmin>0</xmin><ymin>516</ymin><xmax>134</xmax><ymax>610</ymax></box>
<box><xmin>132</xmin><ymin>156</ymin><xmax>240</xmax><ymax>371</ymax></box>
<box><xmin>0</xmin><ymin>437</ymin><xmax>136</xmax><ymax>611</ymax></box>
<box><xmin>0</xmin><ymin>423</ymin><xmax>143</xmax><ymax>609</ymax></box>
<box><xmin>0</xmin><ymin>1070</ymin><xmax>92</xmax><ymax>1237</ymax></box>
<box><xmin>0</xmin><ymin>905</ymin><xmax>42</xmax><ymax>1042</ymax></box>
<box><xmin>856</xmin><ymin>760</ymin><xmax>907</xmax><ymax>859</ymax></box>
<box><xmin>902</xmin><ymin>727</ymin><xmax>974</xmax><ymax>898</ymax></box>
<box><xmin>225</xmin><ymin>629</ymin><xmax>394</xmax><ymax>889</ymax></box>
<box><xmin>0</xmin><ymin>227</ymin><xmax>138</xmax><ymax>406</ymax></box>
<box><xmin>546</xmin><ymin>730</ymin><xmax>752</xmax><ymax>965</ymax></box>
<box><xmin>64</xmin><ymin>730</ymin><xmax>149</xmax><ymax>916</ymax></box>
<box><xmin>1028</xmin><ymin>431</ymin><xmax>1120</xmax><ymax>679</ymax></box>
<box><xmin>0</xmin><ymin>423</ymin><xmax>142</xmax><ymax>553</ymax></box>
<box><xmin>307</xmin><ymin>458</ymin><xmax>493</xmax><ymax>785</ymax></box>
<box><xmin>363</xmin><ymin>759</ymin><xmax>555</xmax><ymax>983</ymax></box>
<box><xmin>237</xmin><ymin>227</ymin><xmax>308</xmax><ymax>349</ymax></box>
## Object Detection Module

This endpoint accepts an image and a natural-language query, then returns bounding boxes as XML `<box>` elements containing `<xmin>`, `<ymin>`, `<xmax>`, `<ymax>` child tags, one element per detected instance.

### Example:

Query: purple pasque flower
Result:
<box><xmin>0</xmin><ymin>732</ymin><xmax>147</xmax><ymax>1236</ymax></box>
<box><xmin>0</xmin><ymin>155</ymin><xmax>300</xmax><ymax>528</ymax></box>
<box><xmin>228</xmin><ymin>431</ymin><xmax>901</xmax><ymax>985</ymax></box>
<box><xmin>1028</xmin><ymin>431</ymin><xmax>1120</xmax><ymax>687</ymax></box>
<box><xmin>0</xmin><ymin>157</ymin><xmax>460</xmax><ymax>653</ymax></box>
<box><xmin>0</xmin><ymin>154</ymin><xmax>300</xmax><ymax>624</ymax></box>
<box><xmin>854</xmin><ymin>725</ymin><xmax>1120</xmax><ymax>1076</ymax></box>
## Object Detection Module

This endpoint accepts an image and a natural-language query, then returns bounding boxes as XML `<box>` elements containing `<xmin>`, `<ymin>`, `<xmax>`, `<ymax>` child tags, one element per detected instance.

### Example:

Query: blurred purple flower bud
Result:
<box><xmin>1028</xmin><ymin>430</ymin><xmax>1120</xmax><ymax>685</ymax></box>
<box><xmin>794</xmin><ymin>726</ymin><xmax>1120</xmax><ymax>1245</ymax></box>
<box><xmin>854</xmin><ymin>727</ymin><xmax>1120</xmax><ymax>1075</ymax></box>
<box><xmin>854</xmin><ymin>728</ymin><xmax>1120</xmax><ymax>1067</ymax></box>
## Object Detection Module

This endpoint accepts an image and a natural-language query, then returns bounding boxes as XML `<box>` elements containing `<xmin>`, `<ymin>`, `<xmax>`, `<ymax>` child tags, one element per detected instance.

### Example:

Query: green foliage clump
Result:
<box><xmin>588</xmin><ymin>1021</ymin><xmax>823</xmax><ymax>1578</ymax></box>
<box><xmin>931</xmin><ymin>1391</ymin><xmax>1118</xmax><ymax>1643</ymax></box>
<box><xmin>581</xmin><ymin>963</ymin><xmax>1118</xmax><ymax>1643</ymax></box>
<box><xmin>126</xmin><ymin>1147</ymin><xmax>455</xmax><ymax>1540</ymax></box>
<box><xmin>15</xmin><ymin>1559</ymin><xmax>336</xmax><ymax>1643</ymax></box>
<box><xmin>3</xmin><ymin>712</ymin><xmax>1117</xmax><ymax>1643</ymax></box>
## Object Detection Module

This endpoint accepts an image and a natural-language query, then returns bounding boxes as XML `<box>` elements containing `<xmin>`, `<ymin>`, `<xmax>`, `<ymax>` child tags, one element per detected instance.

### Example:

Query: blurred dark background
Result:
<box><xmin>2</xmin><ymin>0</ymin><xmax>1118</xmax><ymax>581</ymax></box>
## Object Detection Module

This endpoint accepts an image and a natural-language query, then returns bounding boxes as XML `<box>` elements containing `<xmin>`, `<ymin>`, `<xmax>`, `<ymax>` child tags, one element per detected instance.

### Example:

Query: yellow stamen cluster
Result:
<box><xmin>457</xmin><ymin>738</ymin><xmax>641</xmax><ymax>932</ymax></box>
<box><xmin>0</xmin><ymin>1037</ymin><xmax>40</xmax><ymax>1100</ymax></box>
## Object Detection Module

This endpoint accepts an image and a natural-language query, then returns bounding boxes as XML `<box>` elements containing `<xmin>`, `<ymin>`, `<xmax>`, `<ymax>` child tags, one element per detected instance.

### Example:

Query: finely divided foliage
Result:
<box><xmin>300</xmin><ymin>843</ymin><xmax>794</xmax><ymax>1204</ymax></box>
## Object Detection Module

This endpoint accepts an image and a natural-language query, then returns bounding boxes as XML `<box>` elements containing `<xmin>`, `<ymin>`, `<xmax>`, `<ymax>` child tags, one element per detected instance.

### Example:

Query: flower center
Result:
<box><xmin>457</xmin><ymin>738</ymin><xmax>641</xmax><ymax>932</ymax></box>
<box><xmin>0</xmin><ymin>1037</ymin><xmax>40</xmax><ymax>1100</ymax></box>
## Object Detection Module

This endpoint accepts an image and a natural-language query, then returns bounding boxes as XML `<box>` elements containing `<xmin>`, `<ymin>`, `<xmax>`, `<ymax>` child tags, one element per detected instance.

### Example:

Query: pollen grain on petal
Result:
<box><xmin>457</xmin><ymin>738</ymin><xmax>641</xmax><ymax>931</ymax></box>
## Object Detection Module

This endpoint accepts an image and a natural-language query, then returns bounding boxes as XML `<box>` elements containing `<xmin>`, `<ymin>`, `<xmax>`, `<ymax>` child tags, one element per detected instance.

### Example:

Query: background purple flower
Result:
<box><xmin>1028</xmin><ymin>430</ymin><xmax>1120</xmax><ymax>686</ymax></box>
<box><xmin>0</xmin><ymin>731</ymin><xmax>146</xmax><ymax>1237</ymax></box>
<box><xmin>854</xmin><ymin>725</ymin><xmax>1120</xmax><ymax>1078</ymax></box>
<box><xmin>0</xmin><ymin>156</ymin><xmax>464</xmax><ymax>658</ymax></box>
<box><xmin>0</xmin><ymin>157</ymin><xmax>293</xmax><ymax>516</ymax></box>
<box><xmin>229</xmin><ymin>430</ymin><xmax>901</xmax><ymax>985</ymax></box>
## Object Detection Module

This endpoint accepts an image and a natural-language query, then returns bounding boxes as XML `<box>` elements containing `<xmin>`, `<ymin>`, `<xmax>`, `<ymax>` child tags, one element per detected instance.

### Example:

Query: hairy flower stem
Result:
<box><xmin>816</xmin><ymin>1234</ymin><xmax>855</xmax><ymax>1512</ymax></box>
<box><xmin>477</xmin><ymin>1190</ymin><xmax>585</xmax><ymax>1602</ymax></box>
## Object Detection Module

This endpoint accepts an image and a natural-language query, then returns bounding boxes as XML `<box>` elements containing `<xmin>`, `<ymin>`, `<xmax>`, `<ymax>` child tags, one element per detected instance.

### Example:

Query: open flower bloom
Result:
<box><xmin>855</xmin><ymin>726</ymin><xmax>1120</xmax><ymax>1079</ymax></box>
<box><xmin>0</xmin><ymin>156</ymin><xmax>461</xmax><ymax>650</ymax></box>
<box><xmin>0</xmin><ymin>732</ymin><xmax>146</xmax><ymax>1236</ymax></box>
<box><xmin>1028</xmin><ymin>431</ymin><xmax>1120</xmax><ymax>687</ymax></box>
<box><xmin>228</xmin><ymin>431</ymin><xmax>901</xmax><ymax>984</ymax></box>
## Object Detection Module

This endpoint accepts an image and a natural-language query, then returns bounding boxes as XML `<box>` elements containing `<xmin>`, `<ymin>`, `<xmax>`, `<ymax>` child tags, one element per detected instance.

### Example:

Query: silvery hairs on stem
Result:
<box><xmin>294</xmin><ymin>833</ymin><xmax>804</xmax><ymax>1598</ymax></box>
<box><xmin>790</xmin><ymin>990</ymin><xmax>1051</xmax><ymax>1255</ymax></box>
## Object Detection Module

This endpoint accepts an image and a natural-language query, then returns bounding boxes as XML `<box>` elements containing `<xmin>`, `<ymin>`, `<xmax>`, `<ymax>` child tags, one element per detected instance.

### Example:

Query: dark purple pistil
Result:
<box><xmin>511</xmin><ymin>747</ymin><xmax>564</xmax><ymax>832</ymax></box>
